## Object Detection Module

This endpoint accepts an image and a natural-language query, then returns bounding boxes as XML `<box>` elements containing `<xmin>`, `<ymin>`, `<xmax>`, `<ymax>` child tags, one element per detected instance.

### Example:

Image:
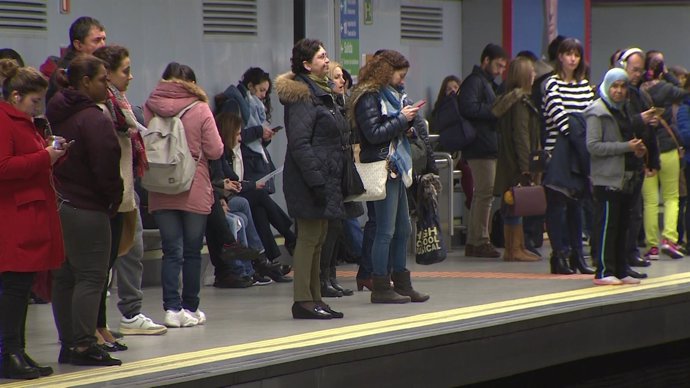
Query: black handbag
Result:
<box><xmin>342</xmin><ymin>147</ymin><xmax>365</xmax><ymax>198</ymax></box>
<box><xmin>434</xmin><ymin>93</ymin><xmax>477</xmax><ymax>152</ymax></box>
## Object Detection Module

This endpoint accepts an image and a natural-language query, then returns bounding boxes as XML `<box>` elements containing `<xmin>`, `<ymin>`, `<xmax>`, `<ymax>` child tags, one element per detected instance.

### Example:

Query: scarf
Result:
<box><xmin>380</xmin><ymin>85</ymin><xmax>413</xmax><ymax>188</ymax></box>
<box><xmin>244</xmin><ymin>89</ymin><xmax>269</xmax><ymax>163</ymax></box>
<box><xmin>106</xmin><ymin>85</ymin><xmax>148</xmax><ymax>177</ymax></box>
<box><xmin>599</xmin><ymin>68</ymin><xmax>629</xmax><ymax>111</ymax></box>
<box><xmin>308</xmin><ymin>73</ymin><xmax>332</xmax><ymax>94</ymax></box>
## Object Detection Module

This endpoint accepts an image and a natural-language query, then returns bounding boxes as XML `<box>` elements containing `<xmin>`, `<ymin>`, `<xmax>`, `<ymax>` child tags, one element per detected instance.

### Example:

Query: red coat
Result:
<box><xmin>0</xmin><ymin>102</ymin><xmax>65</xmax><ymax>272</ymax></box>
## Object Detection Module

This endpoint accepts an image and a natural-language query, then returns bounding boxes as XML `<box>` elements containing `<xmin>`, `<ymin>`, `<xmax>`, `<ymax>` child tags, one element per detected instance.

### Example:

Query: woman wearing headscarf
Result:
<box><xmin>585</xmin><ymin>68</ymin><xmax>647</xmax><ymax>285</ymax></box>
<box><xmin>349</xmin><ymin>50</ymin><xmax>429</xmax><ymax>304</ymax></box>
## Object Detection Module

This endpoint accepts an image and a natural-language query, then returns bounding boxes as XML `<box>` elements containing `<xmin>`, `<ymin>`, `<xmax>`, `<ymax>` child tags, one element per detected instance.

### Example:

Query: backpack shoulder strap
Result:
<box><xmin>175</xmin><ymin>101</ymin><xmax>201</xmax><ymax>119</ymax></box>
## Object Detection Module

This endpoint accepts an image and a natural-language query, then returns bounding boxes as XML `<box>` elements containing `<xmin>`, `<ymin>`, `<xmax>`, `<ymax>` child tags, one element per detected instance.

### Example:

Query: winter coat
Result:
<box><xmin>543</xmin><ymin>113</ymin><xmax>590</xmax><ymax>197</ymax></box>
<box><xmin>585</xmin><ymin>99</ymin><xmax>638</xmax><ymax>189</ymax></box>
<box><xmin>642</xmin><ymin>79</ymin><xmax>689</xmax><ymax>153</ymax></box>
<box><xmin>46</xmin><ymin>88</ymin><xmax>123</xmax><ymax>214</ymax></box>
<box><xmin>627</xmin><ymin>85</ymin><xmax>661</xmax><ymax>170</ymax></box>
<box><xmin>217</xmin><ymin>83</ymin><xmax>277</xmax><ymax>193</ymax></box>
<box><xmin>144</xmin><ymin>80</ymin><xmax>224</xmax><ymax>215</ymax></box>
<box><xmin>275</xmin><ymin>72</ymin><xmax>349</xmax><ymax>220</ymax></box>
<box><xmin>0</xmin><ymin>101</ymin><xmax>65</xmax><ymax>271</ymax></box>
<box><xmin>349</xmin><ymin>83</ymin><xmax>410</xmax><ymax>163</ymax></box>
<box><xmin>458</xmin><ymin>65</ymin><xmax>499</xmax><ymax>159</ymax></box>
<box><xmin>492</xmin><ymin>89</ymin><xmax>542</xmax><ymax>196</ymax></box>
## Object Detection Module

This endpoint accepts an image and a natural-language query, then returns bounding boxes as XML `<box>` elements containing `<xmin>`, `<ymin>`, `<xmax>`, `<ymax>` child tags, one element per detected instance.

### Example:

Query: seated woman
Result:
<box><xmin>215</xmin><ymin>67</ymin><xmax>296</xmax><ymax>261</ymax></box>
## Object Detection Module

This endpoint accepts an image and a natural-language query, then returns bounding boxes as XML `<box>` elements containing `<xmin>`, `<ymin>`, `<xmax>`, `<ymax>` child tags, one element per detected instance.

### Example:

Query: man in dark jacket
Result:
<box><xmin>458</xmin><ymin>43</ymin><xmax>507</xmax><ymax>258</ymax></box>
<box><xmin>619</xmin><ymin>47</ymin><xmax>661</xmax><ymax>275</ymax></box>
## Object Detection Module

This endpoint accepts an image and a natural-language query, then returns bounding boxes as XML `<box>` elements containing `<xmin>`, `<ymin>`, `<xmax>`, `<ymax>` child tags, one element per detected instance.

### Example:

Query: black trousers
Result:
<box><xmin>0</xmin><ymin>272</ymin><xmax>35</xmax><ymax>353</ymax></box>
<box><xmin>320</xmin><ymin>220</ymin><xmax>343</xmax><ymax>282</ymax></box>
<box><xmin>625</xmin><ymin>179</ymin><xmax>645</xmax><ymax>259</ymax></box>
<box><xmin>205</xmin><ymin>198</ymin><xmax>236</xmax><ymax>278</ymax></box>
<box><xmin>240</xmin><ymin>189</ymin><xmax>295</xmax><ymax>260</ymax></box>
<box><xmin>592</xmin><ymin>186</ymin><xmax>636</xmax><ymax>279</ymax></box>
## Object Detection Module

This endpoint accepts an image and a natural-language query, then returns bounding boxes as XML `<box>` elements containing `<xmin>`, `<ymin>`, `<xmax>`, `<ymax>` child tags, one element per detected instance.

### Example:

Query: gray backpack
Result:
<box><xmin>141</xmin><ymin>101</ymin><xmax>200</xmax><ymax>194</ymax></box>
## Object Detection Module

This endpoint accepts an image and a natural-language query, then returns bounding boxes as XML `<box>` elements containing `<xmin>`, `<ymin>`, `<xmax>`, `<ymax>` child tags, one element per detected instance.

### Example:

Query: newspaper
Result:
<box><xmin>256</xmin><ymin>166</ymin><xmax>284</xmax><ymax>185</ymax></box>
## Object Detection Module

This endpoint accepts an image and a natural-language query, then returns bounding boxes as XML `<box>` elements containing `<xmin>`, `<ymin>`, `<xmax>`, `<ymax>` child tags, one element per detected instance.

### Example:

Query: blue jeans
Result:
<box><xmin>371</xmin><ymin>177</ymin><xmax>411</xmax><ymax>276</ymax></box>
<box><xmin>153</xmin><ymin>210</ymin><xmax>207</xmax><ymax>312</ymax></box>
<box><xmin>357</xmin><ymin>202</ymin><xmax>376</xmax><ymax>280</ymax></box>
<box><xmin>225</xmin><ymin>212</ymin><xmax>254</xmax><ymax>277</ymax></box>
<box><xmin>545</xmin><ymin>188</ymin><xmax>583</xmax><ymax>254</ymax></box>
<box><xmin>229</xmin><ymin>196</ymin><xmax>264</xmax><ymax>251</ymax></box>
<box><xmin>343</xmin><ymin>217</ymin><xmax>363</xmax><ymax>256</ymax></box>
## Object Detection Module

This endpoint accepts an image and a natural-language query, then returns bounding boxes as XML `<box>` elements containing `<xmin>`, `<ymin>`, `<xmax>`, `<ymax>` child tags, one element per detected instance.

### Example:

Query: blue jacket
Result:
<box><xmin>677</xmin><ymin>97</ymin><xmax>690</xmax><ymax>164</ymax></box>
<box><xmin>543</xmin><ymin>112</ymin><xmax>590</xmax><ymax>197</ymax></box>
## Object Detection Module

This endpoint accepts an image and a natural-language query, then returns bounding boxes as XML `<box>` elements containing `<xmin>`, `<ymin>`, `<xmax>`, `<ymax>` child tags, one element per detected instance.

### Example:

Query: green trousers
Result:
<box><xmin>293</xmin><ymin>218</ymin><xmax>328</xmax><ymax>302</ymax></box>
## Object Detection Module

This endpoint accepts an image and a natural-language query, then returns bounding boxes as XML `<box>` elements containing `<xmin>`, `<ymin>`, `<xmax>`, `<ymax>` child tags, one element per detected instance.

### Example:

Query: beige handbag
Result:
<box><xmin>345</xmin><ymin>144</ymin><xmax>391</xmax><ymax>202</ymax></box>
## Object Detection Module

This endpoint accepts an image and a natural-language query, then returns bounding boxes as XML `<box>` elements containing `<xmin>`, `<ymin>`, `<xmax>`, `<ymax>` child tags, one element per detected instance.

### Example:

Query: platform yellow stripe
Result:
<box><xmin>8</xmin><ymin>272</ymin><xmax>690</xmax><ymax>387</ymax></box>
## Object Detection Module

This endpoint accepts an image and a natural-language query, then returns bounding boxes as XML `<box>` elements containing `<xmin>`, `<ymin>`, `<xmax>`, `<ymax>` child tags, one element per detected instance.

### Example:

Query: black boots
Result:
<box><xmin>1</xmin><ymin>351</ymin><xmax>40</xmax><ymax>380</ymax></box>
<box><xmin>22</xmin><ymin>352</ymin><xmax>52</xmax><ymax>376</ymax></box>
<box><xmin>568</xmin><ymin>250</ymin><xmax>595</xmax><ymax>274</ymax></box>
<box><xmin>320</xmin><ymin>279</ymin><xmax>343</xmax><ymax>297</ymax></box>
<box><xmin>330</xmin><ymin>278</ymin><xmax>354</xmax><ymax>296</ymax></box>
<box><xmin>550</xmin><ymin>251</ymin><xmax>575</xmax><ymax>275</ymax></box>
<box><xmin>391</xmin><ymin>270</ymin><xmax>430</xmax><ymax>303</ymax></box>
<box><xmin>371</xmin><ymin>276</ymin><xmax>411</xmax><ymax>304</ymax></box>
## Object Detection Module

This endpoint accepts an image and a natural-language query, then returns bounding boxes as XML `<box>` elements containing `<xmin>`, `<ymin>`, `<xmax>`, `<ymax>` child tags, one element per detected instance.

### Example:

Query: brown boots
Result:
<box><xmin>371</xmin><ymin>272</ymin><xmax>430</xmax><ymax>304</ymax></box>
<box><xmin>503</xmin><ymin>224</ymin><xmax>540</xmax><ymax>262</ymax></box>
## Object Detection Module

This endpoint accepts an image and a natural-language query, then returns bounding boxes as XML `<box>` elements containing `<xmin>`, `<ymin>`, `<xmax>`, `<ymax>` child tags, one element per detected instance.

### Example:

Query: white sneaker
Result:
<box><xmin>592</xmin><ymin>276</ymin><xmax>623</xmax><ymax>286</ymax></box>
<box><xmin>184</xmin><ymin>309</ymin><xmax>206</xmax><ymax>325</ymax></box>
<box><xmin>618</xmin><ymin>276</ymin><xmax>641</xmax><ymax>285</ymax></box>
<box><xmin>120</xmin><ymin>313</ymin><xmax>168</xmax><ymax>335</ymax></box>
<box><xmin>164</xmin><ymin>309</ymin><xmax>198</xmax><ymax>328</ymax></box>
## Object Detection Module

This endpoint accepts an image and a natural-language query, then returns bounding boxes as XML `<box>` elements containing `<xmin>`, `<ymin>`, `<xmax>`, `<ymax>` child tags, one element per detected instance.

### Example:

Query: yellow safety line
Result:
<box><xmin>7</xmin><ymin>272</ymin><xmax>690</xmax><ymax>387</ymax></box>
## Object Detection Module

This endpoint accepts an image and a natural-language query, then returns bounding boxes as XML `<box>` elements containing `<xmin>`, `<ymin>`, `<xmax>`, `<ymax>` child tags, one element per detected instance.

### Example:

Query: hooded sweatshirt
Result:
<box><xmin>46</xmin><ymin>88</ymin><xmax>123</xmax><ymax>214</ymax></box>
<box><xmin>144</xmin><ymin>80</ymin><xmax>224</xmax><ymax>215</ymax></box>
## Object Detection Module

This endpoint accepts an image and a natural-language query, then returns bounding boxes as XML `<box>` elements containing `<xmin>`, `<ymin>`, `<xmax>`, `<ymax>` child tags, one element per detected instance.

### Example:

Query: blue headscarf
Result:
<box><xmin>599</xmin><ymin>68</ymin><xmax>629</xmax><ymax>110</ymax></box>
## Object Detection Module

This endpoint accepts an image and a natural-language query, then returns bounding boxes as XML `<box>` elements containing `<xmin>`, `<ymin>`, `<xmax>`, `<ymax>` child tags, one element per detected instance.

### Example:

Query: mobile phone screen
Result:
<box><xmin>272</xmin><ymin>125</ymin><xmax>283</xmax><ymax>132</ymax></box>
<box><xmin>412</xmin><ymin>100</ymin><xmax>426</xmax><ymax>109</ymax></box>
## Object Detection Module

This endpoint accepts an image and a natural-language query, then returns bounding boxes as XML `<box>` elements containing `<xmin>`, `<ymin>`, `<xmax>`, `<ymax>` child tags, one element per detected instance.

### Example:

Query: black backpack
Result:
<box><xmin>489</xmin><ymin>209</ymin><xmax>504</xmax><ymax>248</ymax></box>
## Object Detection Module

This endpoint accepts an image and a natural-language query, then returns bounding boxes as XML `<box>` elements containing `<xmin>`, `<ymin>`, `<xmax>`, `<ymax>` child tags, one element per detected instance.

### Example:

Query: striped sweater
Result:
<box><xmin>542</xmin><ymin>75</ymin><xmax>594</xmax><ymax>151</ymax></box>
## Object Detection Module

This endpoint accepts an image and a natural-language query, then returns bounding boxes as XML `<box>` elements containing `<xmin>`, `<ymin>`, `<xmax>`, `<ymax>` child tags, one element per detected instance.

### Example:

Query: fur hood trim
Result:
<box><xmin>275</xmin><ymin>72</ymin><xmax>311</xmax><ymax>104</ymax></box>
<box><xmin>160</xmin><ymin>79</ymin><xmax>208</xmax><ymax>103</ymax></box>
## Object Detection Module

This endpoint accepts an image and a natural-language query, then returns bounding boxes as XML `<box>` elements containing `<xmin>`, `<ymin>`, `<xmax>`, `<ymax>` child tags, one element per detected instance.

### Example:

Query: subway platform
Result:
<box><xmin>4</xmin><ymin>243</ymin><xmax>690</xmax><ymax>387</ymax></box>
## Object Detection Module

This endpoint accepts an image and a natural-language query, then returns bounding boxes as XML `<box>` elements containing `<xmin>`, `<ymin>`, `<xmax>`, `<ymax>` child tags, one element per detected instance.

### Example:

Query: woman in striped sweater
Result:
<box><xmin>541</xmin><ymin>38</ymin><xmax>595</xmax><ymax>275</ymax></box>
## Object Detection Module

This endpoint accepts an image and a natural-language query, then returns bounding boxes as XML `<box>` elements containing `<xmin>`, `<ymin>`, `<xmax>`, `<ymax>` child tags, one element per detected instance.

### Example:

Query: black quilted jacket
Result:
<box><xmin>276</xmin><ymin>72</ymin><xmax>349</xmax><ymax>220</ymax></box>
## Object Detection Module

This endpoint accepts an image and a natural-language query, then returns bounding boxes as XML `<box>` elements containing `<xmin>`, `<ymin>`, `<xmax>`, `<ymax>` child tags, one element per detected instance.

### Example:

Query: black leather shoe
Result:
<box><xmin>71</xmin><ymin>344</ymin><xmax>122</xmax><ymax>366</ymax></box>
<box><xmin>317</xmin><ymin>303</ymin><xmax>344</xmax><ymax>318</ymax></box>
<box><xmin>281</xmin><ymin>265</ymin><xmax>292</xmax><ymax>275</ymax></box>
<box><xmin>222</xmin><ymin>242</ymin><xmax>261</xmax><ymax>261</ymax></box>
<box><xmin>58</xmin><ymin>346</ymin><xmax>72</xmax><ymax>364</ymax></box>
<box><xmin>330</xmin><ymin>278</ymin><xmax>353</xmax><ymax>296</ymax></box>
<box><xmin>1</xmin><ymin>352</ymin><xmax>40</xmax><ymax>379</ymax></box>
<box><xmin>628</xmin><ymin>255</ymin><xmax>651</xmax><ymax>267</ymax></box>
<box><xmin>291</xmin><ymin>302</ymin><xmax>332</xmax><ymax>319</ymax></box>
<box><xmin>627</xmin><ymin>268</ymin><xmax>648</xmax><ymax>279</ymax></box>
<box><xmin>22</xmin><ymin>352</ymin><xmax>53</xmax><ymax>376</ymax></box>
<box><xmin>321</xmin><ymin>280</ymin><xmax>343</xmax><ymax>297</ymax></box>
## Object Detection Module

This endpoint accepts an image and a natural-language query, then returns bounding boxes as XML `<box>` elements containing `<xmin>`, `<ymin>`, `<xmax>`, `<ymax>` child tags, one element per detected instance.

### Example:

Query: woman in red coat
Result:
<box><xmin>0</xmin><ymin>59</ymin><xmax>66</xmax><ymax>379</ymax></box>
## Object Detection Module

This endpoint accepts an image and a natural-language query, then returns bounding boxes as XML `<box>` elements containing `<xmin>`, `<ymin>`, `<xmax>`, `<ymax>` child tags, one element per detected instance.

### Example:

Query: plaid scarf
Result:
<box><xmin>106</xmin><ymin>85</ymin><xmax>149</xmax><ymax>177</ymax></box>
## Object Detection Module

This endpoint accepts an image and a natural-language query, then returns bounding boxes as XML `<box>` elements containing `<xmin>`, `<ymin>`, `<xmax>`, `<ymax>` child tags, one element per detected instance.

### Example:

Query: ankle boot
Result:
<box><xmin>391</xmin><ymin>270</ymin><xmax>429</xmax><ymax>302</ymax></box>
<box><xmin>22</xmin><ymin>352</ymin><xmax>53</xmax><ymax>377</ymax></box>
<box><xmin>1</xmin><ymin>352</ymin><xmax>40</xmax><ymax>380</ymax></box>
<box><xmin>320</xmin><ymin>279</ymin><xmax>343</xmax><ymax>297</ymax></box>
<box><xmin>329</xmin><ymin>265</ymin><xmax>353</xmax><ymax>296</ymax></box>
<box><xmin>371</xmin><ymin>275</ymin><xmax>410</xmax><ymax>304</ymax></box>
<box><xmin>550</xmin><ymin>251</ymin><xmax>575</xmax><ymax>275</ymax></box>
<box><xmin>569</xmin><ymin>250</ymin><xmax>595</xmax><ymax>274</ymax></box>
<box><xmin>511</xmin><ymin>225</ymin><xmax>540</xmax><ymax>262</ymax></box>
<box><xmin>356</xmin><ymin>277</ymin><xmax>373</xmax><ymax>291</ymax></box>
<box><xmin>502</xmin><ymin>225</ymin><xmax>514</xmax><ymax>261</ymax></box>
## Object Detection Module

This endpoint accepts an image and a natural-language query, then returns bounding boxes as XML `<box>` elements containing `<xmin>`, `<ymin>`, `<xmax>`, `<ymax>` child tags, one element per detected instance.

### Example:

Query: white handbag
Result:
<box><xmin>345</xmin><ymin>143</ymin><xmax>392</xmax><ymax>202</ymax></box>
<box><xmin>345</xmin><ymin>160</ymin><xmax>388</xmax><ymax>202</ymax></box>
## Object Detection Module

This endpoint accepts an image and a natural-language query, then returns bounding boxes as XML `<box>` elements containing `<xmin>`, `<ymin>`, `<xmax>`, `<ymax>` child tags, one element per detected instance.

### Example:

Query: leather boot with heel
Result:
<box><xmin>1</xmin><ymin>352</ymin><xmax>40</xmax><ymax>380</ymax></box>
<box><xmin>371</xmin><ymin>276</ymin><xmax>410</xmax><ymax>304</ymax></box>
<box><xmin>391</xmin><ymin>270</ymin><xmax>429</xmax><ymax>303</ymax></box>
<box><xmin>569</xmin><ymin>250</ymin><xmax>595</xmax><ymax>274</ymax></box>
<box><xmin>320</xmin><ymin>279</ymin><xmax>343</xmax><ymax>297</ymax></box>
<box><xmin>550</xmin><ymin>251</ymin><xmax>575</xmax><ymax>274</ymax></box>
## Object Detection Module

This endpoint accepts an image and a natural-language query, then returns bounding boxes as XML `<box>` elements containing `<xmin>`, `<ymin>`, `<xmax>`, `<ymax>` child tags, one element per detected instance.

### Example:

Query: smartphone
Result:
<box><xmin>271</xmin><ymin>125</ymin><xmax>283</xmax><ymax>132</ymax></box>
<box><xmin>651</xmin><ymin>107</ymin><xmax>665</xmax><ymax>117</ymax></box>
<box><xmin>412</xmin><ymin>99</ymin><xmax>426</xmax><ymax>109</ymax></box>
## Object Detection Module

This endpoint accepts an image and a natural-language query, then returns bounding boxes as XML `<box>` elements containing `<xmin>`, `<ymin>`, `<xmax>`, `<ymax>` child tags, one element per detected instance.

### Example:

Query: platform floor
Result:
<box><xmin>4</xmin><ymin>242</ymin><xmax>690</xmax><ymax>387</ymax></box>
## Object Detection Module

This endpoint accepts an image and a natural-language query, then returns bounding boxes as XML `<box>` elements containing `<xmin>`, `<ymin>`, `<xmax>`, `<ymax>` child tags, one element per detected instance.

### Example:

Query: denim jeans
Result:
<box><xmin>357</xmin><ymin>202</ymin><xmax>376</xmax><ymax>280</ymax></box>
<box><xmin>153</xmin><ymin>210</ymin><xmax>208</xmax><ymax>312</ymax></box>
<box><xmin>225</xmin><ymin>212</ymin><xmax>254</xmax><ymax>277</ymax></box>
<box><xmin>545</xmin><ymin>187</ymin><xmax>583</xmax><ymax>254</ymax></box>
<box><xmin>371</xmin><ymin>177</ymin><xmax>411</xmax><ymax>276</ymax></box>
<box><xmin>229</xmin><ymin>196</ymin><xmax>264</xmax><ymax>251</ymax></box>
<box><xmin>343</xmin><ymin>217</ymin><xmax>363</xmax><ymax>256</ymax></box>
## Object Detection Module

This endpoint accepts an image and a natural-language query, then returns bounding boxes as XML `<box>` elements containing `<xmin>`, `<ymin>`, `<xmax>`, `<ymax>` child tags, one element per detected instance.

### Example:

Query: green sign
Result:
<box><xmin>364</xmin><ymin>0</ymin><xmax>373</xmax><ymax>25</ymax></box>
<box><xmin>340</xmin><ymin>39</ymin><xmax>360</xmax><ymax>77</ymax></box>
